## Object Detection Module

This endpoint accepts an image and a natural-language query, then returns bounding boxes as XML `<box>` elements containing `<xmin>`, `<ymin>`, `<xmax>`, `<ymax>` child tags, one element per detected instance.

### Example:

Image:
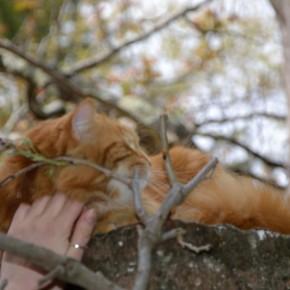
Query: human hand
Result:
<box><xmin>0</xmin><ymin>194</ymin><xmax>97</xmax><ymax>290</ymax></box>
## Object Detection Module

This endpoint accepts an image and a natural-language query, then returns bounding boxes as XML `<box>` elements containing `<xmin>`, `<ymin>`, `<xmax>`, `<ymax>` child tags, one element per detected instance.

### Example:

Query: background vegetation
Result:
<box><xmin>0</xmin><ymin>0</ymin><xmax>287</xmax><ymax>187</ymax></box>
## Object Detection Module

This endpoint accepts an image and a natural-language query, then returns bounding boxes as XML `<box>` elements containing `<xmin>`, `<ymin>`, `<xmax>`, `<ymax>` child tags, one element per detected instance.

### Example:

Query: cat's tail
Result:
<box><xmin>173</xmin><ymin>169</ymin><xmax>290</xmax><ymax>234</ymax></box>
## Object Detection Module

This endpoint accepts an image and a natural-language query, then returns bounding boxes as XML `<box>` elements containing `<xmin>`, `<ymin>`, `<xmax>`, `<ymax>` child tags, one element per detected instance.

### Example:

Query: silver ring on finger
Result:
<box><xmin>70</xmin><ymin>243</ymin><xmax>87</xmax><ymax>250</ymax></box>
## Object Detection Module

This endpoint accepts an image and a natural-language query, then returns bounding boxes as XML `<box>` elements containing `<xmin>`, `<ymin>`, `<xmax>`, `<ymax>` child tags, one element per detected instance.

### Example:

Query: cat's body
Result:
<box><xmin>0</xmin><ymin>99</ymin><xmax>150</xmax><ymax>232</ymax></box>
<box><xmin>145</xmin><ymin>147</ymin><xmax>289</xmax><ymax>233</ymax></box>
<box><xmin>0</xmin><ymin>99</ymin><xmax>289</xmax><ymax>234</ymax></box>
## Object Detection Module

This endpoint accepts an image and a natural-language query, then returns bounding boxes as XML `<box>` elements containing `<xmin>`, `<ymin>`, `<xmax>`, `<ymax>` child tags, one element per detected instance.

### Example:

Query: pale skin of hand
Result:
<box><xmin>0</xmin><ymin>194</ymin><xmax>97</xmax><ymax>290</ymax></box>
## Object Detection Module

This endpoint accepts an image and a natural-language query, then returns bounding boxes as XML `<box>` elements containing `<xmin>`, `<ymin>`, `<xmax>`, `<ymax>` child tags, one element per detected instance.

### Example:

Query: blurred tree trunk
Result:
<box><xmin>270</xmin><ymin>0</ymin><xmax>290</xmax><ymax>193</ymax></box>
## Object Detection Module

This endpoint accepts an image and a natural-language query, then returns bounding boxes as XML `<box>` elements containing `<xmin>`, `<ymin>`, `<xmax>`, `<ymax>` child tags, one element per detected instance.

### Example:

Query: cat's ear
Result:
<box><xmin>71</xmin><ymin>98</ymin><xmax>96</xmax><ymax>141</ymax></box>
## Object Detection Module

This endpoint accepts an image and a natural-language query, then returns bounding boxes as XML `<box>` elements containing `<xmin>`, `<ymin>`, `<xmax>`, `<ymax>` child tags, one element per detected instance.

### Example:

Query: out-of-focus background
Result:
<box><xmin>0</xmin><ymin>0</ymin><xmax>287</xmax><ymax>187</ymax></box>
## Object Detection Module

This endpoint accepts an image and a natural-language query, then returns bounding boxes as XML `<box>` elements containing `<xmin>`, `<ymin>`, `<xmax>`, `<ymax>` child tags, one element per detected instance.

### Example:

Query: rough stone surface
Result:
<box><xmin>82</xmin><ymin>222</ymin><xmax>290</xmax><ymax>290</ymax></box>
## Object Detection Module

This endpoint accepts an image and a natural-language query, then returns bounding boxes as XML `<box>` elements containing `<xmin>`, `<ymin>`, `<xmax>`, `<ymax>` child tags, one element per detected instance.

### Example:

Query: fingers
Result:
<box><xmin>6</xmin><ymin>194</ymin><xmax>96</xmax><ymax>262</ymax></box>
<box><xmin>37</xmin><ymin>194</ymin><xmax>85</xmax><ymax>241</ymax></box>
<box><xmin>28</xmin><ymin>196</ymin><xmax>51</xmax><ymax>217</ymax></box>
<box><xmin>56</xmin><ymin>200</ymin><xmax>84</xmax><ymax>236</ymax></box>
<box><xmin>66</xmin><ymin>208</ymin><xmax>96</xmax><ymax>260</ymax></box>
<box><xmin>8</xmin><ymin>203</ymin><xmax>31</xmax><ymax>230</ymax></box>
<box><xmin>43</xmin><ymin>194</ymin><xmax>67</xmax><ymax>217</ymax></box>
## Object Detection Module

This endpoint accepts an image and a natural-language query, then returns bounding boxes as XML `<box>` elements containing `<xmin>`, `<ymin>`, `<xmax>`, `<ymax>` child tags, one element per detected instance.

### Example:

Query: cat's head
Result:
<box><xmin>26</xmin><ymin>98</ymin><xmax>151</xmax><ymax>207</ymax></box>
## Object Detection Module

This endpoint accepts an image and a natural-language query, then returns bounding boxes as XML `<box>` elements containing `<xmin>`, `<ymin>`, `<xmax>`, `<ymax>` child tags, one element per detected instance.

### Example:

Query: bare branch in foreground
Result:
<box><xmin>160</xmin><ymin>114</ymin><xmax>177</xmax><ymax>186</ymax></box>
<box><xmin>161</xmin><ymin>228</ymin><xmax>186</xmax><ymax>241</ymax></box>
<box><xmin>0</xmin><ymin>233</ymin><xmax>124</xmax><ymax>290</ymax></box>
<box><xmin>38</xmin><ymin>264</ymin><xmax>65</xmax><ymax>288</ymax></box>
<box><xmin>132</xmin><ymin>171</ymin><xmax>150</xmax><ymax>225</ymax></box>
<box><xmin>131</xmin><ymin>156</ymin><xmax>218</xmax><ymax>290</ymax></box>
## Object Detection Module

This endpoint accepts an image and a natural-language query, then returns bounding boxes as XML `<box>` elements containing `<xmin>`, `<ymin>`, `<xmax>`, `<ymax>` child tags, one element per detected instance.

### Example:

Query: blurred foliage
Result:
<box><xmin>0</xmin><ymin>0</ymin><xmax>287</xmax><ymax>186</ymax></box>
<box><xmin>0</xmin><ymin>0</ymin><xmax>65</xmax><ymax>41</ymax></box>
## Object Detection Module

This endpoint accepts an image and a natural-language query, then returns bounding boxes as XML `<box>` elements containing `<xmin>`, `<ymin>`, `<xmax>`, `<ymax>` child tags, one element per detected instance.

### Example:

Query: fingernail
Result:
<box><xmin>84</xmin><ymin>208</ymin><xmax>97</xmax><ymax>225</ymax></box>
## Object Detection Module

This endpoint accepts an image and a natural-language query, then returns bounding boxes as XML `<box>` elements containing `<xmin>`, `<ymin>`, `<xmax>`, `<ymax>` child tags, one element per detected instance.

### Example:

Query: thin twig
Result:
<box><xmin>0</xmin><ymin>162</ymin><xmax>43</xmax><ymax>188</ymax></box>
<box><xmin>0</xmin><ymin>152</ymin><xmax>131</xmax><ymax>189</ymax></box>
<box><xmin>38</xmin><ymin>264</ymin><xmax>65</xmax><ymax>288</ymax></box>
<box><xmin>0</xmin><ymin>232</ymin><xmax>124</xmax><ymax>290</ymax></box>
<box><xmin>55</xmin><ymin>156</ymin><xmax>130</xmax><ymax>185</ymax></box>
<box><xmin>0</xmin><ymin>39</ymin><xmax>80</xmax><ymax>102</ymax></box>
<box><xmin>176</xmin><ymin>231</ymin><xmax>211</xmax><ymax>254</ymax></box>
<box><xmin>193</xmin><ymin>132</ymin><xmax>284</xmax><ymax>168</ymax></box>
<box><xmin>162</xmin><ymin>228</ymin><xmax>186</xmax><ymax>241</ymax></box>
<box><xmin>195</xmin><ymin>112</ymin><xmax>286</xmax><ymax>128</ymax></box>
<box><xmin>67</xmin><ymin>0</ymin><xmax>214</xmax><ymax>75</ymax></box>
<box><xmin>132</xmin><ymin>171</ymin><xmax>150</xmax><ymax>224</ymax></box>
<box><xmin>160</xmin><ymin>113</ymin><xmax>177</xmax><ymax>186</ymax></box>
<box><xmin>182</xmin><ymin>157</ymin><xmax>218</xmax><ymax>195</ymax></box>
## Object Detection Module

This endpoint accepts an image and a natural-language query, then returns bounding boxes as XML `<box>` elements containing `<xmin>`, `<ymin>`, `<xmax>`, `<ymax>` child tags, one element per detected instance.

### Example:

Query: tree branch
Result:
<box><xmin>193</xmin><ymin>132</ymin><xmax>285</xmax><ymax>168</ymax></box>
<box><xmin>195</xmin><ymin>112</ymin><xmax>286</xmax><ymax>128</ymax></box>
<box><xmin>0</xmin><ymin>38</ymin><xmax>155</xmax><ymax>129</ymax></box>
<box><xmin>230</xmin><ymin>166</ymin><xmax>285</xmax><ymax>190</ymax></box>
<box><xmin>0</xmin><ymin>162</ymin><xmax>43</xmax><ymax>189</ymax></box>
<box><xmin>55</xmin><ymin>156</ymin><xmax>130</xmax><ymax>185</ymax></box>
<box><xmin>0</xmin><ymin>62</ymin><xmax>65</xmax><ymax>119</ymax></box>
<box><xmin>131</xmin><ymin>154</ymin><xmax>218</xmax><ymax>290</ymax></box>
<box><xmin>0</xmin><ymin>152</ymin><xmax>131</xmax><ymax>189</ymax></box>
<box><xmin>0</xmin><ymin>232</ymin><xmax>124</xmax><ymax>290</ymax></box>
<box><xmin>0</xmin><ymin>39</ymin><xmax>80</xmax><ymax>102</ymax></box>
<box><xmin>160</xmin><ymin>114</ymin><xmax>177</xmax><ymax>186</ymax></box>
<box><xmin>66</xmin><ymin>0</ymin><xmax>214</xmax><ymax>76</ymax></box>
<box><xmin>132</xmin><ymin>171</ymin><xmax>150</xmax><ymax>225</ymax></box>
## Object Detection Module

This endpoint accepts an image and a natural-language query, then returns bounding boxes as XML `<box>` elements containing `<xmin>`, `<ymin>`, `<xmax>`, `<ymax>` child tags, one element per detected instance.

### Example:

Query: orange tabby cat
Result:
<box><xmin>0</xmin><ymin>98</ymin><xmax>150</xmax><ymax>232</ymax></box>
<box><xmin>0</xmin><ymin>98</ymin><xmax>289</xmax><ymax>234</ymax></box>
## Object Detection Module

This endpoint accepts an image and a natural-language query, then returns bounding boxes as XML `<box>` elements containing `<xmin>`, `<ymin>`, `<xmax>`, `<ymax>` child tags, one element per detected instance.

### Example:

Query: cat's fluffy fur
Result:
<box><xmin>145</xmin><ymin>147</ymin><xmax>289</xmax><ymax>233</ymax></box>
<box><xmin>0</xmin><ymin>99</ymin><xmax>150</xmax><ymax>232</ymax></box>
<box><xmin>0</xmin><ymin>99</ymin><xmax>289</xmax><ymax>234</ymax></box>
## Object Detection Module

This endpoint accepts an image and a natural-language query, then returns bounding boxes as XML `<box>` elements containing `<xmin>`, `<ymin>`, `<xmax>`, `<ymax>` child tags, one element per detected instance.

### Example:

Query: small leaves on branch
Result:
<box><xmin>0</xmin><ymin>141</ymin><xmax>131</xmax><ymax>189</ymax></box>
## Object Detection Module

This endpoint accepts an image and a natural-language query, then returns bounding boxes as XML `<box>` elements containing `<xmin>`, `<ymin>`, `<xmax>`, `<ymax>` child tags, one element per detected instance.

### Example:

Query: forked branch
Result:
<box><xmin>131</xmin><ymin>114</ymin><xmax>218</xmax><ymax>290</ymax></box>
